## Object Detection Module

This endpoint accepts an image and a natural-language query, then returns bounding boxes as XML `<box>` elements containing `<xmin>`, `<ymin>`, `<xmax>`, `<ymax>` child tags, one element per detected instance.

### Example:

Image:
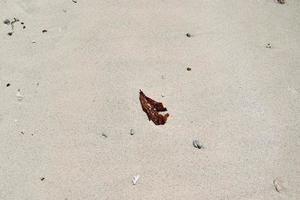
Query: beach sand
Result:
<box><xmin>0</xmin><ymin>0</ymin><xmax>299</xmax><ymax>199</ymax></box>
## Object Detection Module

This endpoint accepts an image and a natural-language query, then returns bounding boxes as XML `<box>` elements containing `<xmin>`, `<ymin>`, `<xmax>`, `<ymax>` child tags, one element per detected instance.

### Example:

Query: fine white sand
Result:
<box><xmin>0</xmin><ymin>0</ymin><xmax>299</xmax><ymax>199</ymax></box>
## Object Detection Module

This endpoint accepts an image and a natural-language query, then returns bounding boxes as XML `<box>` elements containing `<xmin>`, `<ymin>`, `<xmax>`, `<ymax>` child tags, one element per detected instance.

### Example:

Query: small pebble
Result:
<box><xmin>6</xmin><ymin>83</ymin><xmax>10</xmax><ymax>87</ymax></box>
<box><xmin>3</xmin><ymin>19</ymin><xmax>10</xmax><ymax>25</ymax></box>
<box><xmin>193</xmin><ymin>140</ymin><xmax>203</xmax><ymax>149</ymax></box>
<box><xmin>72</xmin><ymin>0</ymin><xmax>78</xmax><ymax>3</ymax></box>
<box><xmin>42</xmin><ymin>29</ymin><xmax>47</xmax><ymax>33</ymax></box>
<box><xmin>277</xmin><ymin>0</ymin><xmax>285</xmax><ymax>4</ymax></box>
<box><xmin>130</xmin><ymin>129</ymin><xmax>134</xmax><ymax>135</ymax></box>
<box><xmin>40</xmin><ymin>177</ymin><xmax>45</xmax><ymax>181</ymax></box>
<box><xmin>7</xmin><ymin>32</ymin><xmax>13</xmax><ymax>36</ymax></box>
<box><xmin>187</xmin><ymin>67</ymin><xmax>191</xmax><ymax>71</ymax></box>
<box><xmin>186</xmin><ymin>33</ymin><xmax>191</xmax><ymax>38</ymax></box>
<box><xmin>23</xmin><ymin>26</ymin><xmax>26</xmax><ymax>29</ymax></box>
<box><xmin>266</xmin><ymin>43</ymin><xmax>272</xmax><ymax>48</ymax></box>
<box><xmin>102</xmin><ymin>133</ymin><xmax>107</xmax><ymax>138</ymax></box>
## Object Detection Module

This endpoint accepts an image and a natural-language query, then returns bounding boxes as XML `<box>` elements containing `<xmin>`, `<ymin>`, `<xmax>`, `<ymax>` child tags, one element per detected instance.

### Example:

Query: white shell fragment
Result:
<box><xmin>273</xmin><ymin>178</ymin><xmax>283</xmax><ymax>193</ymax></box>
<box><xmin>193</xmin><ymin>140</ymin><xmax>203</xmax><ymax>149</ymax></box>
<box><xmin>16</xmin><ymin>89</ymin><xmax>24</xmax><ymax>101</ymax></box>
<box><xmin>132</xmin><ymin>175</ymin><xmax>140</xmax><ymax>185</ymax></box>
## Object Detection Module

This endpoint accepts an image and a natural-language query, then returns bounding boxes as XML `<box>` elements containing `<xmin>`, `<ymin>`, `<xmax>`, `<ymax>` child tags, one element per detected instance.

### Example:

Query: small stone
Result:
<box><xmin>23</xmin><ymin>26</ymin><xmax>26</xmax><ymax>29</ymax></box>
<box><xmin>42</xmin><ymin>29</ymin><xmax>47</xmax><ymax>33</ymax></box>
<box><xmin>187</xmin><ymin>67</ymin><xmax>191</xmax><ymax>71</ymax></box>
<box><xmin>40</xmin><ymin>177</ymin><xmax>45</xmax><ymax>181</ymax></box>
<box><xmin>6</xmin><ymin>83</ymin><xmax>10</xmax><ymax>87</ymax></box>
<box><xmin>193</xmin><ymin>140</ymin><xmax>203</xmax><ymax>149</ymax></box>
<box><xmin>7</xmin><ymin>32</ymin><xmax>13</xmax><ymax>36</ymax></box>
<box><xmin>3</xmin><ymin>19</ymin><xmax>10</xmax><ymax>25</ymax></box>
<box><xmin>186</xmin><ymin>33</ymin><xmax>191</xmax><ymax>38</ymax></box>
<box><xmin>266</xmin><ymin>43</ymin><xmax>272</xmax><ymax>48</ymax></box>
<box><xmin>130</xmin><ymin>129</ymin><xmax>134</xmax><ymax>135</ymax></box>
<box><xmin>101</xmin><ymin>133</ymin><xmax>107</xmax><ymax>138</ymax></box>
<box><xmin>277</xmin><ymin>0</ymin><xmax>285</xmax><ymax>4</ymax></box>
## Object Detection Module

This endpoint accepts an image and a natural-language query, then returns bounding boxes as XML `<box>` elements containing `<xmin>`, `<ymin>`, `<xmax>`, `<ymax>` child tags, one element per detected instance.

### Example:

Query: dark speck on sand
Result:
<box><xmin>3</xmin><ymin>19</ymin><xmax>10</xmax><ymax>25</ymax></box>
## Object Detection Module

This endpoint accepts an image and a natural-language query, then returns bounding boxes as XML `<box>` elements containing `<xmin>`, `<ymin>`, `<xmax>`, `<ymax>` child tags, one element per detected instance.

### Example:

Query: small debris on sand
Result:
<box><xmin>266</xmin><ymin>43</ymin><xmax>272</xmax><ymax>48</ymax></box>
<box><xmin>130</xmin><ymin>129</ymin><xmax>135</xmax><ymax>135</ymax></box>
<box><xmin>72</xmin><ymin>0</ymin><xmax>78</xmax><ymax>3</ymax></box>
<box><xmin>193</xmin><ymin>140</ymin><xmax>203</xmax><ymax>149</ymax></box>
<box><xmin>101</xmin><ymin>133</ymin><xmax>108</xmax><ymax>138</ymax></box>
<box><xmin>16</xmin><ymin>89</ymin><xmax>24</xmax><ymax>101</ymax></box>
<box><xmin>6</xmin><ymin>83</ymin><xmax>10</xmax><ymax>87</ymax></box>
<box><xmin>10</xmin><ymin>18</ymin><xmax>19</xmax><ymax>30</ymax></box>
<box><xmin>42</xmin><ymin>29</ymin><xmax>48</xmax><ymax>33</ymax></box>
<box><xmin>4</xmin><ymin>18</ymin><xmax>26</xmax><ymax>36</ymax></box>
<box><xmin>277</xmin><ymin>0</ymin><xmax>285</xmax><ymax>4</ymax></box>
<box><xmin>187</xmin><ymin>67</ymin><xmax>192</xmax><ymax>71</ymax></box>
<box><xmin>40</xmin><ymin>177</ymin><xmax>45</xmax><ymax>181</ymax></box>
<box><xmin>3</xmin><ymin>19</ymin><xmax>10</xmax><ymax>25</ymax></box>
<box><xmin>132</xmin><ymin>175</ymin><xmax>140</xmax><ymax>185</ymax></box>
<box><xmin>186</xmin><ymin>33</ymin><xmax>192</xmax><ymax>37</ymax></box>
<box><xmin>273</xmin><ymin>178</ymin><xmax>283</xmax><ymax>192</ymax></box>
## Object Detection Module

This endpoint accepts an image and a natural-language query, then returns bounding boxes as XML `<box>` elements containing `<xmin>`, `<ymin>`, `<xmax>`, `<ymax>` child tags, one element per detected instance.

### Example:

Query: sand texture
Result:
<box><xmin>0</xmin><ymin>0</ymin><xmax>299</xmax><ymax>199</ymax></box>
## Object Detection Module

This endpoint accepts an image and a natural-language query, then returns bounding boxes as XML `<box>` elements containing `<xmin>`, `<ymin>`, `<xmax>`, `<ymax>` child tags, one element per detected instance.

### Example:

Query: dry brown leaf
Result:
<box><xmin>139</xmin><ymin>90</ymin><xmax>169</xmax><ymax>125</ymax></box>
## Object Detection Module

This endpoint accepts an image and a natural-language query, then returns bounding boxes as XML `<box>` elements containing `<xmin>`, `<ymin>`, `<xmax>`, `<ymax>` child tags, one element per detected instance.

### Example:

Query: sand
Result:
<box><xmin>0</xmin><ymin>0</ymin><xmax>299</xmax><ymax>199</ymax></box>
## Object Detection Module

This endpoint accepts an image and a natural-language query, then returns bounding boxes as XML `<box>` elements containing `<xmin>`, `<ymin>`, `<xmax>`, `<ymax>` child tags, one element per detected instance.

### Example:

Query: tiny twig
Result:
<box><xmin>10</xmin><ymin>18</ymin><xmax>19</xmax><ymax>30</ymax></box>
